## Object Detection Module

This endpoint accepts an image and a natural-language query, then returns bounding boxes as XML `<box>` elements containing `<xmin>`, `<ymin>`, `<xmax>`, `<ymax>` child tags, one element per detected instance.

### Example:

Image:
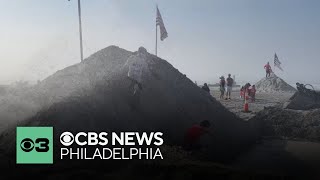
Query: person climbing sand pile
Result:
<box><xmin>124</xmin><ymin>47</ymin><xmax>151</xmax><ymax>110</ymax></box>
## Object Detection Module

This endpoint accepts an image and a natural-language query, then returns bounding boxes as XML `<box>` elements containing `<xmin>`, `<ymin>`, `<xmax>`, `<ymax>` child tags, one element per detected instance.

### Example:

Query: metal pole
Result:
<box><xmin>155</xmin><ymin>4</ymin><xmax>158</xmax><ymax>56</ymax></box>
<box><xmin>78</xmin><ymin>0</ymin><xmax>84</xmax><ymax>62</ymax></box>
<box><xmin>156</xmin><ymin>23</ymin><xmax>158</xmax><ymax>56</ymax></box>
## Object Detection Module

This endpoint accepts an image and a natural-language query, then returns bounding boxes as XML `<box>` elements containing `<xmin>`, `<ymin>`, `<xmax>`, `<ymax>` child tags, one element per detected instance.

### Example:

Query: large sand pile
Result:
<box><xmin>34</xmin><ymin>45</ymin><xmax>133</xmax><ymax>105</ymax></box>
<box><xmin>255</xmin><ymin>73</ymin><xmax>296</xmax><ymax>93</ymax></box>
<box><xmin>0</xmin><ymin>46</ymin><xmax>258</xmax><ymax>161</ymax></box>
<box><xmin>251</xmin><ymin>107</ymin><xmax>320</xmax><ymax>141</ymax></box>
<box><xmin>286</xmin><ymin>91</ymin><xmax>320</xmax><ymax>110</ymax></box>
<box><xmin>0</xmin><ymin>47</ymin><xmax>132</xmax><ymax>132</ymax></box>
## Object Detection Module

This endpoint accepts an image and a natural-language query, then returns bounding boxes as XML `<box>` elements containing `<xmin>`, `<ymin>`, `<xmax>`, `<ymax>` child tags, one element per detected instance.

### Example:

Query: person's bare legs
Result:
<box><xmin>225</xmin><ymin>88</ymin><xmax>230</xmax><ymax>99</ymax></box>
<box><xmin>220</xmin><ymin>90</ymin><xmax>225</xmax><ymax>99</ymax></box>
<box><xmin>228</xmin><ymin>87</ymin><xmax>232</xmax><ymax>99</ymax></box>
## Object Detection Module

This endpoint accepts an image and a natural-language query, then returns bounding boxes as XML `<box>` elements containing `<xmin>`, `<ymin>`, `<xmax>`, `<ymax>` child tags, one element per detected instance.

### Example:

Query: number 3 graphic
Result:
<box><xmin>35</xmin><ymin>138</ymin><xmax>49</xmax><ymax>152</ymax></box>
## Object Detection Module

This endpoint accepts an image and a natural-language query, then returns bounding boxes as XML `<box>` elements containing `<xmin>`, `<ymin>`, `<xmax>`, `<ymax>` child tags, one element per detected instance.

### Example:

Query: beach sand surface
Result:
<box><xmin>210</xmin><ymin>88</ymin><xmax>294</xmax><ymax>120</ymax></box>
<box><xmin>209</xmin><ymin>88</ymin><xmax>320</xmax><ymax>179</ymax></box>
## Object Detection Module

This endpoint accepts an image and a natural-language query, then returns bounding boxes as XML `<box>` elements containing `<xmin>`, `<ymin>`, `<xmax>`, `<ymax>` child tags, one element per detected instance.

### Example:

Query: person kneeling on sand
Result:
<box><xmin>183</xmin><ymin>120</ymin><xmax>212</xmax><ymax>151</ymax></box>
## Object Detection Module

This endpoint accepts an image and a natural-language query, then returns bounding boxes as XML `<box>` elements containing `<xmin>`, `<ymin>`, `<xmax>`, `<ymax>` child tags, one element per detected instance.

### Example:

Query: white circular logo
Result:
<box><xmin>60</xmin><ymin>132</ymin><xmax>74</xmax><ymax>146</ymax></box>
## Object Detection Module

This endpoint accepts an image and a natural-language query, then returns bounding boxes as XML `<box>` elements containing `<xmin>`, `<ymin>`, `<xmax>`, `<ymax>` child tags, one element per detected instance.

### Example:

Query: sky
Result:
<box><xmin>0</xmin><ymin>0</ymin><xmax>319</xmax><ymax>85</ymax></box>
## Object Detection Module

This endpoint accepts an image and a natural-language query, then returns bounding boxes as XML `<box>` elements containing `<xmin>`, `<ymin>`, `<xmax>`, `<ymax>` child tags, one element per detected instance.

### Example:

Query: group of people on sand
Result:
<box><xmin>202</xmin><ymin>73</ymin><xmax>256</xmax><ymax>102</ymax></box>
<box><xmin>219</xmin><ymin>74</ymin><xmax>256</xmax><ymax>102</ymax></box>
<box><xmin>218</xmin><ymin>74</ymin><xmax>234</xmax><ymax>100</ymax></box>
<box><xmin>188</xmin><ymin>62</ymin><xmax>276</xmax><ymax>152</ymax></box>
<box><xmin>186</xmin><ymin>63</ymin><xmax>275</xmax><ymax>152</ymax></box>
<box><xmin>201</xmin><ymin>74</ymin><xmax>234</xmax><ymax>100</ymax></box>
<box><xmin>201</xmin><ymin>61</ymin><xmax>271</xmax><ymax>101</ymax></box>
<box><xmin>240</xmin><ymin>83</ymin><xmax>256</xmax><ymax>102</ymax></box>
<box><xmin>218</xmin><ymin>62</ymin><xmax>271</xmax><ymax>102</ymax></box>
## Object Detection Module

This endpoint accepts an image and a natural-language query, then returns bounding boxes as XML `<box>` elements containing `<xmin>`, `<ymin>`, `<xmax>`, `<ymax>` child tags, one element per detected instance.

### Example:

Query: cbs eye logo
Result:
<box><xmin>60</xmin><ymin>132</ymin><xmax>74</xmax><ymax>146</ymax></box>
<box><xmin>20</xmin><ymin>138</ymin><xmax>50</xmax><ymax>152</ymax></box>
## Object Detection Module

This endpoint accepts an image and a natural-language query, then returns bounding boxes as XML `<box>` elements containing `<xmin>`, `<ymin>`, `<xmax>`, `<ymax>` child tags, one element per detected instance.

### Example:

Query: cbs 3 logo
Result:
<box><xmin>20</xmin><ymin>138</ymin><xmax>50</xmax><ymax>152</ymax></box>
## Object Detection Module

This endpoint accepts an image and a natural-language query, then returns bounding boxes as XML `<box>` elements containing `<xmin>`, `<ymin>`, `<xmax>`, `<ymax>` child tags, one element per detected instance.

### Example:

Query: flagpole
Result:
<box><xmin>274</xmin><ymin>62</ymin><xmax>275</xmax><ymax>74</ymax></box>
<box><xmin>274</xmin><ymin>53</ymin><xmax>276</xmax><ymax>74</ymax></box>
<box><xmin>273</xmin><ymin>56</ymin><xmax>275</xmax><ymax>75</ymax></box>
<box><xmin>68</xmin><ymin>0</ymin><xmax>84</xmax><ymax>62</ymax></box>
<box><xmin>78</xmin><ymin>0</ymin><xmax>84</xmax><ymax>62</ymax></box>
<box><xmin>155</xmin><ymin>5</ymin><xmax>158</xmax><ymax>57</ymax></box>
<box><xmin>156</xmin><ymin>24</ymin><xmax>158</xmax><ymax>56</ymax></box>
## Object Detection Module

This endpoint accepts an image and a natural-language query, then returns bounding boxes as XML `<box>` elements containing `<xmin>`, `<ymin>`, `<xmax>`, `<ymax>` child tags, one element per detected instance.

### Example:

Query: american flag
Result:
<box><xmin>274</xmin><ymin>53</ymin><xmax>283</xmax><ymax>71</ymax></box>
<box><xmin>156</xmin><ymin>6</ymin><xmax>168</xmax><ymax>41</ymax></box>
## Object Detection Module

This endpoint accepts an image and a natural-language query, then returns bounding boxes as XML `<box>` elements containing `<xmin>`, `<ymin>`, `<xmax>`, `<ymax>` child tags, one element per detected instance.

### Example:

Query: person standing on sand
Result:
<box><xmin>202</xmin><ymin>83</ymin><xmax>210</xmax><ymax>93</ymax></box>
<box><xmin>264</xmin><ymin>62</ymin><xmax>272</xmax><ymax>78</ymax></box>
<box><xmin>249</xmin><ymin>85</ymin><xmax>256</xmax><ymax>102</ymax></box>
<box><xmin>240</xmin><ymin>86</ymin><xmax>244</xmax><ymax>99</ymax></box>
<box><xmin>219</xmin><ymin>76</ymin><xmax>226</xmax><ymax>99</ymax></box>
<box><xmin>226</xmin><ymin>74</ymin><xmax>234</xmax><ymax>100</ymax></box>
<box><xmin>243</xmin><ymin>83</ymin><xmax>251</xmax><ymax>100</ymax></box>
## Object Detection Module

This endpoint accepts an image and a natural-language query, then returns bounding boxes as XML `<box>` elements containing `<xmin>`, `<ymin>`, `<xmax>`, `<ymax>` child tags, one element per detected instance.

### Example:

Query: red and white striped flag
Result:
<box><xmin>156</xmin><ymin>6</ymin><xmax>168</xmax><ymax>41</ymax></box>
<box><xmin>274</xmin><ymin>53</ymin><xmax>283</xmax><ymax>71</ymax></box>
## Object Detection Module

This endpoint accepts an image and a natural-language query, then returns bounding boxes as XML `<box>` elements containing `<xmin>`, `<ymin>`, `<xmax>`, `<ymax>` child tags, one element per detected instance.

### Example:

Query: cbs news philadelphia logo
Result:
<box><xmin>16</xmin><ymin>127</ymin><xmax>53</xmax><ymax>164</ymax></box>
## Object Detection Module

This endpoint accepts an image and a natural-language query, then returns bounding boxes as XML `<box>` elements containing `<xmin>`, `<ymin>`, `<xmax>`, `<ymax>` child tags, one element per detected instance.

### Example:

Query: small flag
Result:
<box><xmin>156</xmin><ymin>6</ymin><xmax>168</xmax><ymax>41</ymax></box>
<box><xmin>274</xmin><ymin>53</ymin><xmax>283</xmax><ymax>71</ymax></box>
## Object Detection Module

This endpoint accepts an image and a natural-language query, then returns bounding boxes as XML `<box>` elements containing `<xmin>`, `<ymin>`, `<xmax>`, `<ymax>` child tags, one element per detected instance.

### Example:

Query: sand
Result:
<box><xmin>255</xmin><ymin>73</ymin><xmax>296</xmax><ymax>93</ymax></box>
<box><xmin>0</xmin><ymin>46</ymin><xmax>258</xmax><ymax>163</ymax></box>
<box><xmin>210</xmin><ymin>88</ymin><xmax>294</xmax><ymax>120</ymax></box>
<box><xmin>231</xmin><ymin>139</ymin><xmax>320</xmax><ymax>179</ymax></box>
<box><xmin>286</xmin><ymin>91</ymin><xmax>320</xmax><ymax>110</ymax></box>
<box><xmin>210</xmin><ymin>88</ymin><xmax>320</xmax><ymax>179</ymax></box>
<box><xmin>0</xmin><ymin>45</ymin><xmax>318</xmax><ymax>178</ymax></box>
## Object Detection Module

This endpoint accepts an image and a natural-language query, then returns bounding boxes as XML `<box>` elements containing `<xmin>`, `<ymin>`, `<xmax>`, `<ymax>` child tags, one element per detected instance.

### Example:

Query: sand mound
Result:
<box><xmin>251</xmin><ymin>107</ymin><xmax>320</xmax><ymax>141</ymax></box>
<box><xmin>0</xmin><ymin>46</ymin><xmax>258</xmax><ymax>161</ymax></box>
<box><xmin>286</xmin><ymin>91</ymin><xmax>320</xmax><ymax>110</ymax></box>
<box><xmin>34</xmin><ymin>45</ymin><xmax>133</xmax><ymax>105</ymax></box>
<box><xmin>255</xmin><ymin>73</ymin><xmax>296</xmax><ymax>93</ymax></box>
